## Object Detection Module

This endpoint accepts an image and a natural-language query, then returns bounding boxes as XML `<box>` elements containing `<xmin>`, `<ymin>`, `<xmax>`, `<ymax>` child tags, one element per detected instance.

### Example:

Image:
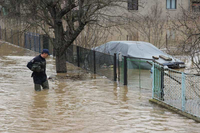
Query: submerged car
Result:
<box><xmin>94</xmin><ymin>41</ymin><xmax>185</xmax><ymax>69</ymax></box>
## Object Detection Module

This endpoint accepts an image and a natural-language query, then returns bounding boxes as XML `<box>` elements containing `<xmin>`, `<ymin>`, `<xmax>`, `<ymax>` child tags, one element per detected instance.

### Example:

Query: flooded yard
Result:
<box><xmin>0</xmin><ymin>42</ymin><xmax>200</xmax><ymax>133</ymax></box>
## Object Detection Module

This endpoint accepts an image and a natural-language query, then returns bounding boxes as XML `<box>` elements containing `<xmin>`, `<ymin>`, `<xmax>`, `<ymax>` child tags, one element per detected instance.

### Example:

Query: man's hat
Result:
<box><xmin>42</xmin><ymin>49</ymin><xmax>50</xmax><ymax>55</ymax></box>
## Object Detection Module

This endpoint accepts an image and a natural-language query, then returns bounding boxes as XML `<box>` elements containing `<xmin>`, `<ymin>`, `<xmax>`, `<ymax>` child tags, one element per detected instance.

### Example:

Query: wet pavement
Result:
<box><xmin>0</xmin><ymin>42</ymin><xmax>200</xmax><ymax>133</ymax></box>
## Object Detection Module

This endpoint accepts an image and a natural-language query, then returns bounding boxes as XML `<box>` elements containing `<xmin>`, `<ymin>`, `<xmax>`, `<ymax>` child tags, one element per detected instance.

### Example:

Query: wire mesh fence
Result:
<box><xmin>66</xmin><ymin>46</ymin><xmax>153</xmax><ymax>84</ymax></box>
<box><xmin>24</xmin><ymin>32</ymin><xmax>41</xmax><ymax>52</ymax></box>
<box><xmin>127</xmin><ymin>58</ymin><xmax>152</xmax><ymax>89</ymax></box>
<box><xmin>0</xmin><ymin>27</ymin><xmax>56</xmax><ymax>54</ymax></box>
<box><xmin>163</xmin><ymin>69</ymin><xmax>182</xmax><ymax>110</ymax></box>
<box><xmin>118</xmin><ymin>56</ymin><xmax>152</xmax><ymax>89</ymax></box>
<box><xmin>152</xmin><ymin>62</ymin><xmax>200</xmax><ymax>118</ymax></box>
<box><xmin>66</xmin><ymin>45</ymin><xmax>77</xmax><ymax>65</ymax></box>
<box><xmin>0</xmin><ymin>28</ymin><xmax>6</xmax><ymax>41</ymax></box>
<box><xmin>0</xmin><ymin>27</ymin><xmax>151</xmax><ymax>84</ymax></box>
<box><xmin>95</xmin><ymin>51</ymin><xmax>114</xmax><ymax>81</ymax></box>
<box><xmin>66</xmin><ymin>45</ymin><xmax>115</xmax><ymax>81</ymax></box>
<box><xmin>1</xmin><ymin>26</ymin><xmax>200</xmax><ymax>120</ymax></box>
<box><xmin>0</xmin><ymin>28</ymin><xmax>24</xmax><ymax>47</ymax></box>
<box><xmin>185</xmin><ymin>74</ymin><xmax>200</xmax><ymax>117</ymax></box>
<box><xmin>79</xmin><ymin>47</ymin><xmax>94</xmax><ymax>73</ymax></box>
<box><xmin>0</xmin><ymin>26</ymin><xmax>152</xmax><ymax>86</ymax></box>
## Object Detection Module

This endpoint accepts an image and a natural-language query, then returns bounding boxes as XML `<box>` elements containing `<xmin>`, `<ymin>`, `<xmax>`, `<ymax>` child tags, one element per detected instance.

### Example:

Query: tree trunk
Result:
<box><xmin>54</xmin><ymin>19</ymin><xmax>67</xmax><ymax>73</ymax></box>
<box><xmin>55</xmin><ymin>51</ymin><xmax>67</xmax><ymax>73</ymax></box>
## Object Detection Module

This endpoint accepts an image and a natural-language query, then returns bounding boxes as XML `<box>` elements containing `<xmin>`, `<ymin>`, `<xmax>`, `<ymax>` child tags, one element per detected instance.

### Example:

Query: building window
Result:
<box><xmin>192</xmin><ymin>2</ymin><xmax>200</xmax><ymax>12</ymax></box>
<box><xmin>128</xmin><ymin>0</ymin><xmax>138</xmax><ymax>10</ymax></box>
<box><xmin>166</xmin><ymin>0</ymin><xmax>177</xmax><ymax>9</ymax></box>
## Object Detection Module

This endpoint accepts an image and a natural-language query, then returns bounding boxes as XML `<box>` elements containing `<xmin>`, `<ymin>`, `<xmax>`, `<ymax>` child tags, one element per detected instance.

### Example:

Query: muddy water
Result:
<box><xmin>0</xmin><ymin>42</ymin><xmax>200</xmax><ymax>133</ymax></box>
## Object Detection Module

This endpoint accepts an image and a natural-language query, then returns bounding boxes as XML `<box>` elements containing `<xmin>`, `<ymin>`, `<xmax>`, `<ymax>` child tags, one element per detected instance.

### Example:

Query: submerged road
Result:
<box><xmin>0</xmin><ymin>42</ymin><xmax>200</xmax><ymax>133</ymax></box>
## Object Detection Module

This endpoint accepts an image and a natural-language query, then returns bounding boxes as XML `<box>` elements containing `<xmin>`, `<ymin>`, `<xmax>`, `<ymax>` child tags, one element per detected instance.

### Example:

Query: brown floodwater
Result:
<box><xmin>0</xmin><ymin>42</ymin><xmax>200</xmax><ymax>133</ymax></box>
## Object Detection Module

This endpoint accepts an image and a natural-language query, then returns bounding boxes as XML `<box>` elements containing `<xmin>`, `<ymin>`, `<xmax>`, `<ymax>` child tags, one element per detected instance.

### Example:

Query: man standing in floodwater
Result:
<box><xmin>27</xmin><ymin>49</ymin><xmax>50</xmax><ymax>91</ymax></box>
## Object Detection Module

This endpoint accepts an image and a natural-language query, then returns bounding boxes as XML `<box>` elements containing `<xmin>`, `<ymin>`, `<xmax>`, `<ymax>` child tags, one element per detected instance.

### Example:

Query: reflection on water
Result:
<box><xmin>0</xmin><ymin>42</ymin><xmax>200</xmax><ymax>133</ymax></box>
<box><xmin>29</xmin><ymin>90</ymin><xmax>49</xmax><ymax>130</ymax></box>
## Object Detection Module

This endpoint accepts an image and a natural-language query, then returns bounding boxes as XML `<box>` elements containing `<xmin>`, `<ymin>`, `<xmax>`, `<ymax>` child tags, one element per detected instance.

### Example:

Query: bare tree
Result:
<box><xmin>126</xmin><ymin>1</ymin><xmax>166</xmax><ymax>48</ymax></box>
<box><xmin>74</xmin><ymin>23</ymin><xmax>111</xmax><ymax>49</ymax></box>
<box><xmin>171</xmin><ymin>7</ymin><xmax>200</xmax><ymax>73</ymax></box>
<box><xmin>2</xmin><ymin>0</ymin><xmax>128</xmax><ymax>73</ymax></box>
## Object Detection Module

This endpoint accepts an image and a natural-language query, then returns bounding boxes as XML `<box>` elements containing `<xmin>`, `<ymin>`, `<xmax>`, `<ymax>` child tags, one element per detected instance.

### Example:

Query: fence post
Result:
<box><xmin>152</xmin><ymin>62</ymin><xmax>155</xmax><ymax>99</ymax></box>
<box><xmin>124</xmin><ymin>56</ymin><xmax>127</xmax><ymax>85</ymax></box>
<box><xmin>39</xmin><ymin>35</ymin><xmax>41</xmax><ymax>53</ymax></box>
<box><xmin>181</xmin><ymin>72</ymin><xmax>186</xmax><ymax>111</ymax></box>
<box><xmin>0</xmin><ymin>26</ymin><xmax>1</xmax><ymax>40</ymax></box>
<box><xmin>93</xmin><ymin>50</ymin><xmax>96</xmax><ymax>74</ymax></box>
<box><xmin>29</xmin><ymin>33</ymin><xmax>31</xmax><ymax>50</ymax></box>
<box><xmin>139</xmin><ymin>59</ymin><xmax>141</xmax><ymax>88</ymax></box>
<box><xmin>5</xmin><ymin>28</ymin><xmax>6</xmax><ymax>41</ymax></box>
<box><xmin>36</xmin><ymin>34</ymin><xmax>39</xmax><ymax>52</ymax></box>
<box><xmin>24</xmin><ymin>33</ymin><xmax>26</xmax><ymax>48</ymax></box>
<box><xmin>77</xmin><ymin>46</ymin><xmax>80</xmax><ymax>67</ymax></box>
<box><xmin>18</xmin><ymin>30</ymin><xmax>19</xmax><ymax>46</ymax></box>
<box><xmin>161</xmin><ymin>67</ymin><xmax>164</xmax><ymax>100</ymax></box>
<box><xmin>42</xmin><ymin>34</ymin><xmax>49</xmax><ymax>49</ymax></box>
<box><xmin>11</xmin><ymin>29</ymin><xmax>13</xmax><ymax>44</ymax></box>
<box><xmin>114</xmin><ymin>53</ymin><xmax>117</xmax><ymax>81</ymax></box>
<box><xmin>34</xmin><ymin>34</ymin><xmax>36</xmax><ymax>51</ymax></box>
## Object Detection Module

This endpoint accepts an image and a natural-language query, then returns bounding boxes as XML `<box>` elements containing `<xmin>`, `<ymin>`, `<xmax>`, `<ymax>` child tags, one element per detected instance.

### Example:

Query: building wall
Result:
<box><xmin>128</xmin><ymin>0</ymin><xmax>190</xmax><ymax>19</ymax></box>
<box><xmin>86</xmin><ymin>0</ymin><xmax>191</xmax><ymax>48</ymax></box>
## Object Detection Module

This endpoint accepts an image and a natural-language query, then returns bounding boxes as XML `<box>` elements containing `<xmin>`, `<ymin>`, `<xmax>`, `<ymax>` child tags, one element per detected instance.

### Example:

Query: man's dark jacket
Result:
<box><xmin>27</xmin><ymin>55</ymin><xmax>47</xmax><ymax>84</ymax></box>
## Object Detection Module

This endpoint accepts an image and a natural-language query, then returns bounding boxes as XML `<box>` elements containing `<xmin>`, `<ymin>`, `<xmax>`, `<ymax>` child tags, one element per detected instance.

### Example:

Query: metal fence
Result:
<box><xmin>0</xmin><ymin>27</ymin><xmax>118</xmax><ymax>81</ymax></box>
<box><xmin>66</xmin><ymin>45</ymin><xmax>116</xmax><ymax>81</ymax></box>
<box><xmin>0</xmin><ymin>27</ymin><xmax>54</xmax><ymax>55</ymax></box>
<box><xmin>0</xmin><ymin>26</ymin><xmax>152</xmax><ymax>86</ymax></box>
<box><xmin>66</xmin><ymin>45</ymin><xmax>153</xmax><ymax>86</ymax></box>
<box><xmin>118</xmin><ymin>56</ymin><xmax>152</xmax><ymax>89</ymax></box>
<box><xmin>24</xmin><ymin>32</ymin><xmax>41</xmax><ymax>53</ymax></box>
<box><xmin>0</xmin><ymin>28</ymin><xmax>23</xmax><ymax>47</ymax></box>
<box><xmin>127</xmin><ymin>57</ymin><xmax>152</xmax><ymax>89</ymax></box>
<box><xmin>152</xmin><ymin>62</ymin><xmax>200</xmax><ymax>119</ymax></box>
<box><xmin>67</xmin><ymin>47</ymin><xmax>153</xmax><ymax>88</ymax></box>
<box><xmin>1</xmin><ymin>26</ymin><xmax>199</xmax><ymax>120</ymax></box>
